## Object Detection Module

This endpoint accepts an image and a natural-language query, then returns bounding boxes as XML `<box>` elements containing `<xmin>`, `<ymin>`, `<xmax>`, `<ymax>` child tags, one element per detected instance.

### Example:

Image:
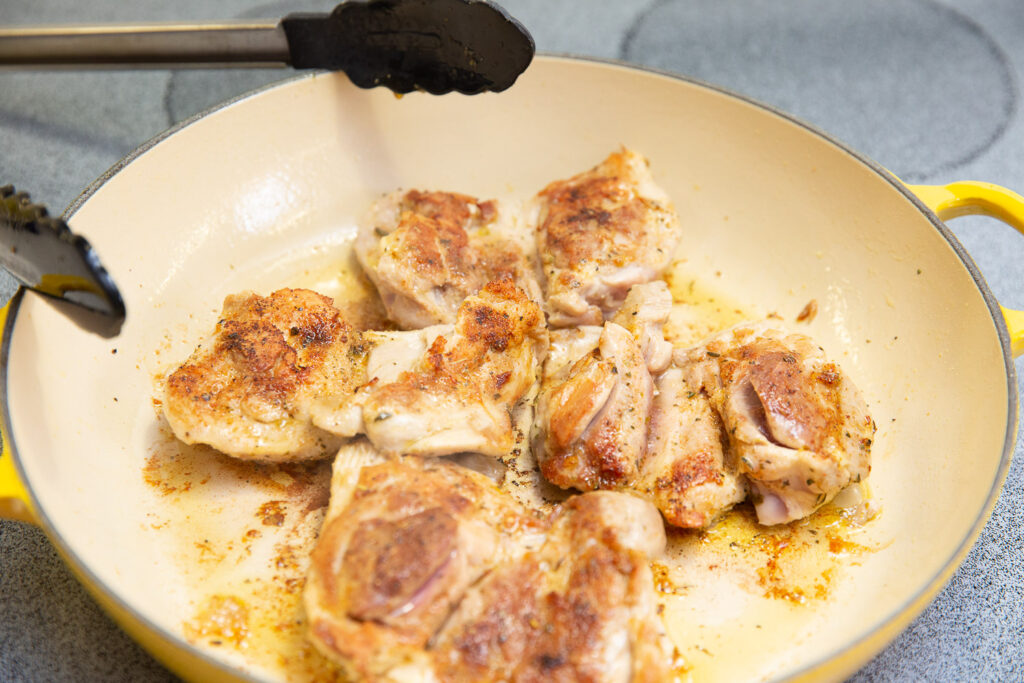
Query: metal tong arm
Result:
<box><xmin>0</xmin><ymin>21</ymin><xmax>290</xmax><ymax>68</ymax></box>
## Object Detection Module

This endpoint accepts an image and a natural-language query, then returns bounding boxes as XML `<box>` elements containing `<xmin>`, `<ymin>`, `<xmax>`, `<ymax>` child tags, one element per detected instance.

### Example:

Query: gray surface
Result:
<box><xmin>1</xmin><ymin>0</ymin><xmax>1023</xmax><ymax>680</ymax></box>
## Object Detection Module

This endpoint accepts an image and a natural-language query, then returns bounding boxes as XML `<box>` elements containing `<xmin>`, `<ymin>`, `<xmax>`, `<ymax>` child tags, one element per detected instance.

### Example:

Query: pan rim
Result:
<box><xmin>1</xmin><ymin>54</ymin><xmax>1017</xmax><ymax>682</ymax></box>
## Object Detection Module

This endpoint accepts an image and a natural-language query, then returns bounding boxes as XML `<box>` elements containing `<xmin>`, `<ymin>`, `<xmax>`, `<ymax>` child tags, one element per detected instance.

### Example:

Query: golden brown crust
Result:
<box><xmin>387</xmin><ymin>212</ymin><xmax>475</xmax><ymax>288</ymax></box>
<box><xmin>305</xmin><ymin>458</ymin><xmax>548</xmax><ymax>679</ymax></box>
<box><xmin>401</xmin><ymin>189</ymin><xmax>490</xmax><ymax>228</ymax></box>
<box><xmin>535</xmin><ymin>323</ymin><xmax>652</xmax><ymax>491</ymax></box>
<box><xmin>359</xmin><ymin>280</ymin><xmax>548</xmax><ymax>457</ymax></box>
<box><xmin>678</xmin><ymin>322</ymin><xmax>875</xmax><ymax>524</ymax></box>
<box><xmin>538</xmin><ymin>170</ymin><xmax>648</xmax><ymax>271</ymax></box>
<box><xmin>340</xmin><ymin>507</ymin><xmax>458</xmax><ymax>623</ymax></box>
<box><xmin>532</xmin><ymin>148</ymin><xmax>681</xmax><ymax>327</ymax></box>
<box><xmin>163</xmin><ymin>288</ymin><xmax>362</xmax><ymax>461</ymax></box>
<box><xmin>358</xmin><ymin>190</ymin><xmax>541</xmax><ymax>329</ymax></box>
<box><xmin>745</xmin><ymin>348</ymin><xmax>832</xmax><ymax>451</ymax></box>
<box><xmin>432</xmin><ymin>493</ymin><xmax>673</xmax><ymax>682</ymax></box>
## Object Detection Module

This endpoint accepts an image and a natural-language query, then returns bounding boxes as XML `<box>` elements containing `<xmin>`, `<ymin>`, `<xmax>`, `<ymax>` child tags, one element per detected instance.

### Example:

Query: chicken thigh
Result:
<box><xmin>533</xmin><ymin>322</ymin><xmax>652</xmax><ymax>491</ymax></box>
<box><xmin>535</xmin><ymin>281</ymin><xmax>746</xmax><ymax>529</ymax></box>
<box><xmin>304</xmin><ymin>457</ymin><xmax>547</xmax><ymax>681</ymax></box>
<box><xmin>432</xmin><ymin>491</ymin><xmax>673</xmax><ymax>683</ymax></box>
<box><xmin>305</xmin><ymin>456</ymin><xmax>674</xmax><ymax>682</ymax></box>
<box><xmin>357</xmin><ymin>279</ymin><xmax>548</xmax><ymax>458</ymax></box>
<box><xmin>638</xmin><ymin>367</ymin><xmax>746</xmax><ymax>528</ymax></box>
<box><xmin>676</xmin><ymin>322</ymin><xmax>875</xmax><ymax>524</ymax></box>
<box><xmin>530</xmin><ymin>148</ymin><xmax>681</xmax><ymax>327</ymax></box>
<box><xmin>162</xmin><ymin>288</ymin><xmax>365</xmax><ymax>462</ymax></box>
<box><xmin>356</xmin><ymin>190</ymin><xmax>540</xmax><ymax>329</ymax></box>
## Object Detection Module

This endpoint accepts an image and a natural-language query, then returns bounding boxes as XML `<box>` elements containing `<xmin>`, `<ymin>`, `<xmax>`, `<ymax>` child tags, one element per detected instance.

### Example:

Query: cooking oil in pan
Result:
<box><xmin>142</xmin><ymin>239</ymin><xmax>881</xmax><ymax>682</ymax></box>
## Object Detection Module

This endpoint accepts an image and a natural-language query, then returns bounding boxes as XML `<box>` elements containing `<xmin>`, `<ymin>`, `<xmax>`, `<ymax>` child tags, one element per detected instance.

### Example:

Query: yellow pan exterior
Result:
<box><xmin>0</xmin><ymin>57</ymin><xmax>1020</xmax><ymax>682</ymax></box>
<box><xmin>908</xmin><ymin>181</ymin><xmax>1024</xmax><ymax>355</ymax></box>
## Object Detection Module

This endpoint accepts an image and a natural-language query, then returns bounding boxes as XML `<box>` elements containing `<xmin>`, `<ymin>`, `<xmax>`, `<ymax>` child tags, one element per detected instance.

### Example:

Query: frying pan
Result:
<box><xmin>0</xmin><ymin>56</ymin><xmax>1021</xmax><ymax>682</ymax></box>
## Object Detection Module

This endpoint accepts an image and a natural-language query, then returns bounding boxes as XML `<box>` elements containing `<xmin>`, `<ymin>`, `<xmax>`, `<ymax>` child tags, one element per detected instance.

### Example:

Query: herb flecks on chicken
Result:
<box><xmin>533</xmin><ymin>284</ymin><xmax>872</xmax><ymax>529</ymax></box>
<box><xmin>356</xmin><ymin>189</ymin><xmax>540</xmax><ymax>330</ymax></box>
<box><xmin>534</xmin><ymin>321</ymin><xmax>653</xmax><ymax>491</ymax></box>
<box><xmin>356</xmin><ymin>278</ymin><xmax>548</xmax><ymax>458</ymax></box>
<box><xmin>162</xmin><ymin>288</ymin><xmax>366</xmax><ymax>462</ymax></box>
<box><xmin>531</xmin><ymin>148</ymin><xmax>681</xmax><ymax>327</ymax></box>
<box><xmin>305</xmin><ymin>456</ymin><xmax>674</xmax><ymax>682</ymax></box>
<box><xmin>535</xmin><ymin>281</ymin><xmax>745</xmax><ymax>528</ymax></box>
<box><xmin>677</xmin><ymin>322</ymin><xmax>876</xmax><ymax>525</ymax></box>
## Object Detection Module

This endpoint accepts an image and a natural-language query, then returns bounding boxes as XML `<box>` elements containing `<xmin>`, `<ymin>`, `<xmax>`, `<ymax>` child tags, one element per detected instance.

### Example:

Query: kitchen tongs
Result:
<box><xmin>0</xmin><ymin>0</ymin><xmax>535</xmax><ymax>94</ymax></box>
<box><xmin>0</xmin><ymin>186</ymin><xmax>125</xmax><ymax>336</ymax></box>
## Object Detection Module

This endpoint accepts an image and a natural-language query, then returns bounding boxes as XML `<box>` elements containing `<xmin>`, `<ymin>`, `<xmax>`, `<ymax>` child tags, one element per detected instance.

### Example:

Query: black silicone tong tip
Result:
<box><xmin>0</xmin><ymin>185</ymin><xmax>125</xmax><ymax>336</ymax></box>
<box><xmin>282</xmin><ymin>0</ymin><xmax>535</xmax><ymax>95</ymax></box>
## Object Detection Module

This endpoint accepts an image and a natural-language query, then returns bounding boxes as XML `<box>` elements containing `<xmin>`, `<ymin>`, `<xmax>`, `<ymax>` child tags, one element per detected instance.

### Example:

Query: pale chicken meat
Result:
<box><xmin>676</xmin><ymin>322</ymin><xmax>875</xmax><ymax>525</ymax></box>
<box><xmin>356</xmin><ymin>189</ymin><xmax>540</xmax><ymax>329</ymax></box>
<box><xmin>610</xmin><ymin>281</ymin><xmax>674</xmax><ymax>375</ymax></box>
<box><xmin>533</xmin><ymin>322</ymin><xmax>653</xmax><ymax>490</ymax></box>
<box><xmin>162</xmin><ymin>289</ymin><xmax>366</xmax><ymax>462</ymax></box>
<box><xmin>531</xmin><ymin>148</ymin><xmax>681</xmax><ymax>327</ymax></box>
<box><xmin>305</xmin><ymin>455</ymin><xmax>674</xmax><ymax>682</ymax></box>
<box><xmin>356</xmin><ymin>279</ymin><xmax>548</xmax><ymax>458</ymax></box>
<box><xmin>621</xmin><ymin>282</ymin><xmax>746</xmax><ymax>528</ymax></box>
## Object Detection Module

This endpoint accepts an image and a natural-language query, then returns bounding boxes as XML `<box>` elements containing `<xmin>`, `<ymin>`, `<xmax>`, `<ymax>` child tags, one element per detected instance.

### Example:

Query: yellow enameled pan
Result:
<box><xmin>0</xmin><ymin>56</ymin><xmax>1021</xmax><ymax>682</ymax></box>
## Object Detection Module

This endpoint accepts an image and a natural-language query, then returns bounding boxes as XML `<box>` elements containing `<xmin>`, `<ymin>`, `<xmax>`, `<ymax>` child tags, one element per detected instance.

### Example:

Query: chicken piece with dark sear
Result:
<box><xmin>305</xmin><ymin>455</ymin><xmax>675</xmax><ymax>682</ymax></box>
<box><xmin>533</xmin><ymin>321</ymin><xmax>653</xmax><ymax>491</ymax></box>
<box><xmin>535</xmin><ymin>281</ymin><xmax>745</xmax><ymax>528</ymax></box>
<box><xmin>638</xmin><ymin>366</ymin><xmax>746</xmax><ymax>528</ymax></box>
<box><xmin>356</xmin><ymin>189</ymin><xmax>540</xmax><ymax>329</ymax></box>
<box><xmin>357</xmin><ymin>279</ymin><xmax>548</xmax><ymax>458</ymax></box>
<box><xmin>530</xmin><ymin>148</ymin><xmax>681</xmax><ymax>327</ymax></box>
<box><xmin>304</xmin><ymin>457</ymin><xmax>548</xmax><ymax>681</ymax></box>
<box><xmin>162</xmin><ymin>288</ymin><xmax>366</xmax><ymax>462</ymax></box>
<box><xmin>432</xmin><ymin>491</ymin><xmax>673</xmax><ymax>683</ymax></box>
<box><xmin>676</xmin><ymin>322</ymin><xmax>875</xmax><ymax>524</ymax></box>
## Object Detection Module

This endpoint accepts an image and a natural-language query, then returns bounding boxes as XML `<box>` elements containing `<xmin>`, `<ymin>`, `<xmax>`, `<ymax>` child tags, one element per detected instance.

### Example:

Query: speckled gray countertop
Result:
<box><xmin>1</xmin><ymin>1</ymin><xmax>1022</xmax><ymax>680</ymax></box>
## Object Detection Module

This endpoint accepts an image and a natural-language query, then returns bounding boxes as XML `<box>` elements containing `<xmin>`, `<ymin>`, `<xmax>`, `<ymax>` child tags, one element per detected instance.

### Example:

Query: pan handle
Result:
<box><xmin>0</xmin><ymin>301</ymin><xmax>36</xmax><ymax>523</ymax></box>
<box><xmin>909</xmin><ymin>181</ymin><xmax>1024</xmax><ymax>358</ymax></box>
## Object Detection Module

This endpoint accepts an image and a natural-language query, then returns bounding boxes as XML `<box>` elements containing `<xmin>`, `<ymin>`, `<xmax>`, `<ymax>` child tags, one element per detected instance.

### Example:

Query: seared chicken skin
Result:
<box><xmin>432</xmin><ymin>491</ymin><xmax>672</xmax><ymax>683</ymax></box>
<box><xmin>357</xmin><ymin>279</ymin><xmax>548</xmax><ymax>458</ymax></box>
<box><xmin>305</xmin><ymin>457</ymin><xmax>547</xmax><ymax>681</ymax></box>
<box><xmin>163</xmin><ymin>289</ymin><xmax>364</xmax><ymax>462</ymax></box>
<box><xmin>164</xmin><ymin>281</ymin><xmax>545</xmax><ymax>463</ymax></box>
<box><xmin>676</xmin><ymin>323</ymin><xmax>875</xmax><ymax>525</ymax></box>
<box><xmin>305</xmin><ymin>456</ymin><xmax>674</xmax><ymax>682</ymax></box>
<box><xmin>533</xmin><ymin>322</ymin><xmax>653</xmax><ymax>491</ymax></box>
<box><xmin>536</xmin><ymin>282</ymin><xmax>745</xmax><ymax>528</ymax></box>
<box><xmin>531</xmin><ymin>148</ymin><xmax>681</xmax><ymax>327</ymax></box>
<box><xmin>639</xmin><ymin>367</ymin><xmax>746</xmax><ymax>528</ymax></box>
<box><xmin>357</xmin><ymin>190</ymin><xmax>540</xmax><ymax>329</ymax></box>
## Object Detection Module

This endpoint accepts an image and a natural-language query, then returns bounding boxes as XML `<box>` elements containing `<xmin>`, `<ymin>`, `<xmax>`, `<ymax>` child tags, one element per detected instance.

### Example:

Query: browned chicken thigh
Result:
<box><xmin>304</xmin><ymin>457</ymin><xmax>547</xmax><ymax>681</ymax></box>
<box><xmin>638</xmin><ymin>367</ymin><xmax>746</xmax><ymax>528</ymax></box>
<box><xmin>535</xmin><ymin>282</ymin><xmax>743</xmax><ymax>529</ymax></box>
<box><xmin>531</xmin><ymin>148</ymin><xmax>681</xmax><ymax>327</ymax></box>
<box><xmin>533</xmin><ymin>322</ymin><xmax>653</xmax><ymax>491</ymax></box>
<box><xmin>164</xmin><ymin>280</ymin><xmax>545</xmax><ymax>463</ymax></box>
<box><xmin>357</xmin><ymin>190</ymin><xmax>540</xmax><ymax>329</ymax></box>
<box><xmin>676</xmin><ymin>322</ymin><xmax>875</xmax><ymax>524</ymax></box>
<box><xmin>356</xmin><ymin>279</ymin><xmax>548</xmax><ymax>458</ymax></box>
<box><xmin>162</xmin><ymin>288</ymin><xmax>365</xmax><ymax>462</ymax></box>
<box><xmin>432</xmin><ymin>491</ymin><xmax>672</xmax><ymax>683</ymax></box>
<box><xmin>305</xmin><ymin>456</ymin><xmax>674</xmax><ymax>682</ymax></box>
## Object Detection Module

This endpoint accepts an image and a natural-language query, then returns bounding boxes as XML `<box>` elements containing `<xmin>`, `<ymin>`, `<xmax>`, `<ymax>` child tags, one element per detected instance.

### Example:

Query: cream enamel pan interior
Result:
<box><xmin>2</xmin><ymin>56</ymin><xmax>1020</xmax><ymax>682</ymax></box>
